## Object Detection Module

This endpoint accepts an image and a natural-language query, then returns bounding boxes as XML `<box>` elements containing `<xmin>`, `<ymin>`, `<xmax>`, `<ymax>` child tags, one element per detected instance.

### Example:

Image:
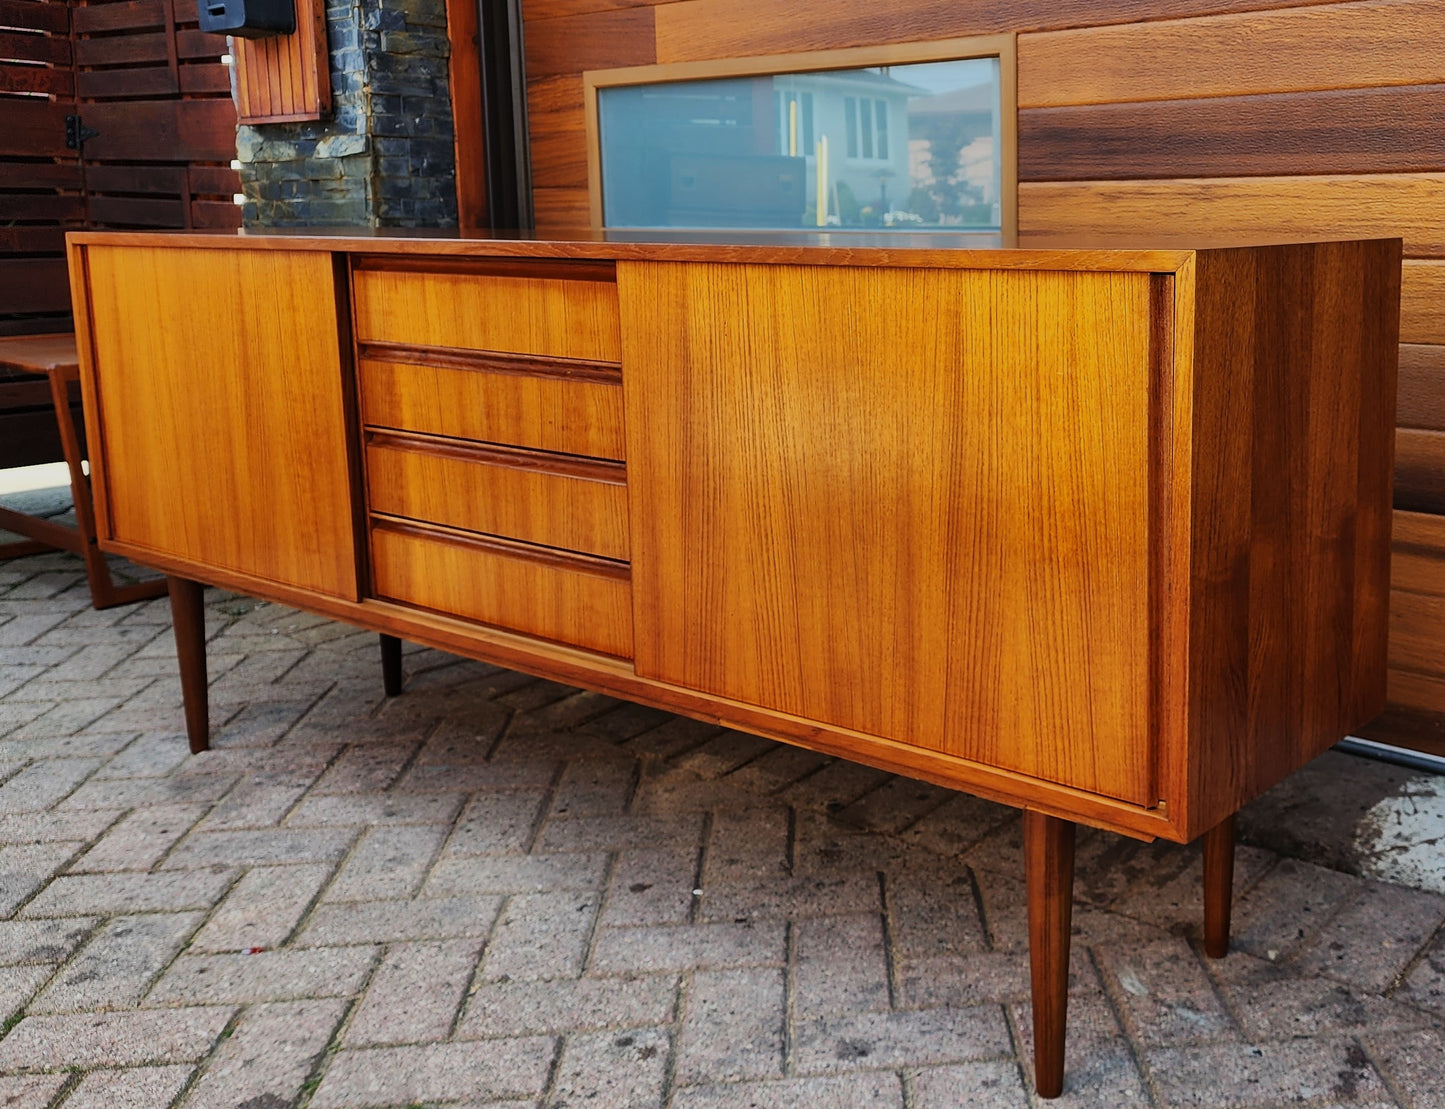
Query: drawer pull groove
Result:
<box><xmin>371</xmin><ymin>515</ymin><xmax>631</xmax><ymax>581</ymax></box>
<box><xmin>365</xmin><ymin>428</ymin><xmax>626</xmax><ymax>482</ymax></box>
<box><xmin>352</xmin><ymin>256</ymin><xmax>618</xmax><ymax>282</ymax></box>
<box><xmin>358</xmin><ymin>342</ymin><xmax>622</xmax><ymax>386</ymax></box>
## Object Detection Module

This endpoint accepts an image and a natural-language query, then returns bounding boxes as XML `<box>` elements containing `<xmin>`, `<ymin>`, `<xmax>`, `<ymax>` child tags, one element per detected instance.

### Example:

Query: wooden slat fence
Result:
<box><xmin>0</xmin><ymin>0</ymin><xmax>238</xmax><ymax>337</ymax></box>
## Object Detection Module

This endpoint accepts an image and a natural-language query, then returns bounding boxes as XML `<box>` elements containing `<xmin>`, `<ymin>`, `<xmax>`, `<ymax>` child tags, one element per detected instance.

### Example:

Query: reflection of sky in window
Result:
<box><xmin>864</xmin><ymin>58</ymin><xmax>995</xmax><ymax>97</ymax></box>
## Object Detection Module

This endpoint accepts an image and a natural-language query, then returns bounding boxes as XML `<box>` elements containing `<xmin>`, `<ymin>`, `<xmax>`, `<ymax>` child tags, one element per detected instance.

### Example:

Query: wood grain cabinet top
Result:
<box><xmin>67</xmin><ymin>230</ymin><xmax>1401</xmax><ymax>846</ymax></box>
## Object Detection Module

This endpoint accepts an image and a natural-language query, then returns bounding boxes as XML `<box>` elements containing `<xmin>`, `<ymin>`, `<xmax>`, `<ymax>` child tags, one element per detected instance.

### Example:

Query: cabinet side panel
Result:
<box><xmin>1187</xmin><ymin>241</ymin><xmax>1401</xmax><ymax>837</ymax></box>
<box><xmin>84</xmin><ymin>245</ymin><xmax>360</xmax><ymax>599</ymax></box>
<box><xmin>622</xmin><ymin>261</ymin><xmax>1154</xmax><ymax>804</ymax></box>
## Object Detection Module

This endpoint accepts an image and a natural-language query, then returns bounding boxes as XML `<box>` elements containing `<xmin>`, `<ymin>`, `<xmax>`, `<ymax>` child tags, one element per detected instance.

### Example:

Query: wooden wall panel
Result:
<box><xmin>1397</xmin><ymin>428</ymin><xmax>1445</xmax><ymax>515</ymax></box>
<box><xmin>1018</xmin><ymin>0</ymin><xmax>1445</xmax><ymax>109</ymax></box>
<box><xmin>1401</xmin><ymin>263</ymin><xmax>1445</xmax><ymax>345</ymax></box>
<box><xmin>1017</xmin><ymin>174</ymin><xmax>1445</xmax><ymax>257</ymax></box>
<box><xmin>444</xmin><ymin>0</ymin><xmax>486</xmax><ymax>230</ymax></box>
<box><xmin>1390</xmin><ymin>593</ymin><xmax>1445</xmax><ymax>682</ymax></box>
<box><xmin>233</xmin><ymin>0</ymin><xmax>330</xmax><ymax>122</ymax></box>
<box><xmin>0</xmin><ymin>0</ymin><xmax>68</xmax><ymax>31</ymax></box>
<box><xmin>1387</xmin><ymin>670</ymin><xmax>1445</xmax><ymax>717</ymax></box>
<box><xmin>1400</xmin><ymin>345</ymin><xmax>1445</xmax><ymax>432</ymax></box>
<box><xmin>0</xmin><ymin>0</ymin><xmax>237</xmax><ymax>337</ymax></box>
<box><xmin>0</xmin><ymin>2</ymin><xmax>75</xmax><ymax>333</ymax></box>
<box><xmin>1019</xmin><ymin>85</ymin><xmax>1445</xmax><ymax>181</ymax></box>
<box><xmin>532</xmin><ymin>187</ymin><xmax>592</xmax><ymax>229</ymax></box>
<box><xmin>650</xmin><ymin>0</ymin><xmax>1329</xmax><ymax>64</ymax></box>
<box><xmin>525</xmin><ymin>9</ymin><xmax>656</xmax><ymax>80</ymax></box>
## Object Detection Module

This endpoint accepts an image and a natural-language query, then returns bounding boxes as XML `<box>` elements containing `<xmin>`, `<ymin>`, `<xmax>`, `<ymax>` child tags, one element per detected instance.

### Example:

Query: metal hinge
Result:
<box><xmin>64</xmin><ymin>115</ymin><xmax>100</xmax><ymax>150</ymax></box>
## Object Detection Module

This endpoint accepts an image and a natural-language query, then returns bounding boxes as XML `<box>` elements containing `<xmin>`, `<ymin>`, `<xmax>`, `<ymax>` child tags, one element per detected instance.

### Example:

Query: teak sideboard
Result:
<box><xmin>65</xmin><ymin>229</ymin><xmax>1401</xmax><ymax>1098</ymax></box>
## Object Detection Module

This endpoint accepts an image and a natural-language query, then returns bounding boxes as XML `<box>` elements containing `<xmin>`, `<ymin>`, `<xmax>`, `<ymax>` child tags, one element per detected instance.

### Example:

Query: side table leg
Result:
<box><xmin>167</xmin><ymin>576</ymin><xmax>210</xmax><ymax>754</ymax></box>
<box><xmin>380</xmin><ymin>634</ymin><xmax>404</xmax><ymax>696</ymax></box>
<box><xmin>1202</xmin><ymin>814</ymin><xmax>1236</xmax><ymax>959</ymax></box>
<box><xmin>1025</xmin><ymin>810</ymin><xmax>1076</xmax><ymax>1099</ymax></box>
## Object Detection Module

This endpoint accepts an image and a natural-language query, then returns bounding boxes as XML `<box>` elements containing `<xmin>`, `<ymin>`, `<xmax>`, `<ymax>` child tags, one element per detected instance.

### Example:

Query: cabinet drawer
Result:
<box><xmin>358</xmin><ymin>356</ymin><xmax>626</xmax><ymax>461</ymax></box>
<box><xmin>353</xmin><ymin>264</ymin><xmax>621</xmax><ymax>362</ymax></box>
<box><xmin>372</xmin><ymin>520</ymin><xmax>633</xmax><ymax>658</ymax></box>
<box><xmin>366</xmin><ymin>433</ymin><xmax>629</xmax><ymax>560</ymax></box>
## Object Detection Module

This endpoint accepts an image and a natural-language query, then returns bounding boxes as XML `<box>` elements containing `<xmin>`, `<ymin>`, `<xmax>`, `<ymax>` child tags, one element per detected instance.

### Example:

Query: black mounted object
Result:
<box><xmin>64</xmin><ymin>115</ymin><xmax>100</xmax><ymax>151</ymax></box>
<box><xmin>196</xmin><ymin>0</ymin><xmax>295</xmax><ymax>37</ymax></box>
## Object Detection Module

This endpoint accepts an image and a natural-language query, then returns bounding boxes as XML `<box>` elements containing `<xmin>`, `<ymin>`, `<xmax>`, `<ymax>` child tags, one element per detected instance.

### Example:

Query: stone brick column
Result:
<box><xmin>237</xmin><ymin>0</ymin><xmax>459</xmax><ymax>228</ymax></box>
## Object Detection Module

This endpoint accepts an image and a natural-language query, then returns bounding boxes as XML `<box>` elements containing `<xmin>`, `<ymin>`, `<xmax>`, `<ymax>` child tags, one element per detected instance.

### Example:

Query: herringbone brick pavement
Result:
<box><xmin>0</xmin><ymin>547</ymin><xmax>1443</xmax><ymax>1108</ymax></box>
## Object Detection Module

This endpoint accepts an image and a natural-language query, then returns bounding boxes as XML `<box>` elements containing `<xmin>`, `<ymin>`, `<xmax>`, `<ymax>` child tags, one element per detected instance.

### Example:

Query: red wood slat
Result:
<box><xmin>178</xmin><ymin>62</ymin><xmax>229</xmax><ymax>94</ymax></box>
<box><xmin>264</xmin><ymin>32</ymin><xmax>282</xmax><ymax>115</ymax></box>
<box><xmin>0</xmin><ymin>227</ymin><xmax>67</xmax><ymax>254</ymax></box>
<box><xmin>72</xmin><ymin>31</ymin><xmax>169</xmax><ymax>67</ymax></box>
<box><xmin>0</xmin><ymin>100</ymin><xmax>71</xmax><ymax>157</ymax></box>
<box><xmin>187</xmin><ymin>164</ymin><xmax>240</xmax><ymax>193</ymax></box>
<box><xmin>0</xmin><ymin>194</ymin><xmax>84</xmax><ymax>220</ymax></box>
<box><xmin>0</xmin><ymin>29</ymin><xmax>71</xmax><ymax>64</ymax></box>
<box><xmin>174</xmin><ymin>27</ymin><xmax>226</xmax><ymax>60</ymax></box>
<box><xmin>1018</xmin><ymin>85</ymin><xmax>1445</xmax><ymax>181</ymax></box>
<box><xmin>85</xmin><ymin>163</ymin><xmax>185</xmax><ymax>192</ymax></box>
<box><xmin>71</xmin><ymin>0</ymin><xmax>167</xmax><ymax>34</ymax></box>
<box><xmin>86</xmin><ymin>193</ymin><xmax>186</xmax><ymax>225</ymax></box>
<box><xmin>162</xmin><ymin>0</ymin><xmax>181</xmax><ymax>111</ymax></box>
<box><xmin>0</xmin><ymin>61</ymin><xmax>73</xmax><ymax>95</ymax></box>
<box><xmin>276</xmin><ymin>16</ymin><xmax>294</xmax><ymax>115</ymax></box>
<box><xmin>78</xmin><ymin>98</ymin><xmax>236</xmax><ymax>161</ymax></box>
<box><xmin>76</xmin><ymin>64</ymin><xmax>178</xmax><ymax>98</ymax></box>
<box><xmin>0</xmin><ymin>0</ymin><xmax>69</xmax><ymax>34</ymax></box>
<box><xmin>0</xmin><ymin>257</ymin><xmax>70</xmax><ymax>313</ymax></box>
<box><xmin>1397</xmin><ymin>428</ymin><xmax>1445</xmax><ymax>515</ymax></box>
<box><xmin>189</xmin><ymin>197</ymin><xmax>241</xmax><ymax>227</ymax></box>
<box><xmin>0</xmin><ymin>316</ymin><xmax>73</xmax><ymax>337</ymax></box>
<box><xmin>0</xmin><ymin>161</ymin><xmax>82</xmax><ymax>188</ymax></box>
<box><xmin>234</xmin><ymin>0</ymin><xmax>326</xmax><ymax>122</ymax></box>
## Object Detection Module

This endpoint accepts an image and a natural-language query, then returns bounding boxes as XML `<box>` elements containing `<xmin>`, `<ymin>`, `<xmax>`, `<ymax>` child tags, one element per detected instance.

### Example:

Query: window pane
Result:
<box><xmin>596</xmin><ymin>55</ymin><xmax>1003</xmax><ymax>232</ymax></box>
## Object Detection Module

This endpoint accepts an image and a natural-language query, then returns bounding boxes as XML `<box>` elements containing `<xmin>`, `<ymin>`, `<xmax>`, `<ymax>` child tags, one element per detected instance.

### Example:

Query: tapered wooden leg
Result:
<box><xmin>167</xmin><ymin>576</ymin><xmax>209</xmax><ymax>754</ymax></box>
<box><xmin>1025</xmin><ymin>810</ymin><xmax>1076</xmax><ymax>1100</ymax></box>
<box><xmin>1202</xmin><ymin>814</ymin><xmax>1236</xmax><ymax>959</ymax></box>
<box><xmin>380</xmin><ymin>634</ymin><xmax>404</xmax><ymax>696</ymax></box>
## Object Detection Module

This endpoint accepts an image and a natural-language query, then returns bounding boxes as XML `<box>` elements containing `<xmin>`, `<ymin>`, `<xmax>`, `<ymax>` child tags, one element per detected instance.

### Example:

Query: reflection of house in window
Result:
<box><xmin>781</xmin><ymin>69</ymin><xmax>917</xmax><ymax>219</ymax></box>
<box><xmin>844</xmin><ymin>97</ymin><xmax>890</xmax><ymax>161</ymax></box>
<box><xmin>594</xmin><ymin>55</ymin><xmax>1004</xmax><ymax>231</ymax></box>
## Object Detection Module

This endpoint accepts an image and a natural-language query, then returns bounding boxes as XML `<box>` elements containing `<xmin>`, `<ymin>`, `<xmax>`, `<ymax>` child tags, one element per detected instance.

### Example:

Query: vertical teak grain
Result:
<box><xmin>620</xmin><ymin>260</ymin><xmax>1154</xmax><ymax>804</ymax></box>
<box><xmin>77</xmin><ymin>245</ymin><xmax>361</xmax><ymax>600</ymax></box>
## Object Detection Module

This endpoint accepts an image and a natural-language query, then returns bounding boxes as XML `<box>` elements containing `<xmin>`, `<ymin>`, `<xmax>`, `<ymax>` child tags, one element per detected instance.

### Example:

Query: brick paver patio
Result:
<box><xmin>0</xmin><ymin>544</ymin><xmax>1443</xmax><ymax>1108</ymax></box>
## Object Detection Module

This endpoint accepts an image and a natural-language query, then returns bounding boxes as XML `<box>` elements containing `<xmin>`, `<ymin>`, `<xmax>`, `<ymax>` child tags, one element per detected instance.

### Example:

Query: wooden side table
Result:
<box><xmin>0</xmin><ymin>333</ymin><xmax>166</xmax><ymax>609</ymax></box>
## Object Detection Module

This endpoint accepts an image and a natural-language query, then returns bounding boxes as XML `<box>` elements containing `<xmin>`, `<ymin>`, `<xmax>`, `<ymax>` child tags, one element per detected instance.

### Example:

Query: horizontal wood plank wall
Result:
<box><xmin>0</xmin><ymin>0</ymin><xmax>75</xmax><ymax>334</ymax></box>
<box><xmin>0</xmin><ymin>0</ymin><xmax>239</xmax><ymax>336</ymax></box>
<box><xmin>1383</xmin><ymin>511</ymin><xmax>1445</xmax><ymax>719</ymax></box>
<box><xmin>233</xmin><ymin>0</ymin><xmax>330</xmax><ymax>122</ymax></box>
<box><xmin>519</xmin><ymin>0</ymin><xmax>1445</xmax><ymax>727</ymax></box>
